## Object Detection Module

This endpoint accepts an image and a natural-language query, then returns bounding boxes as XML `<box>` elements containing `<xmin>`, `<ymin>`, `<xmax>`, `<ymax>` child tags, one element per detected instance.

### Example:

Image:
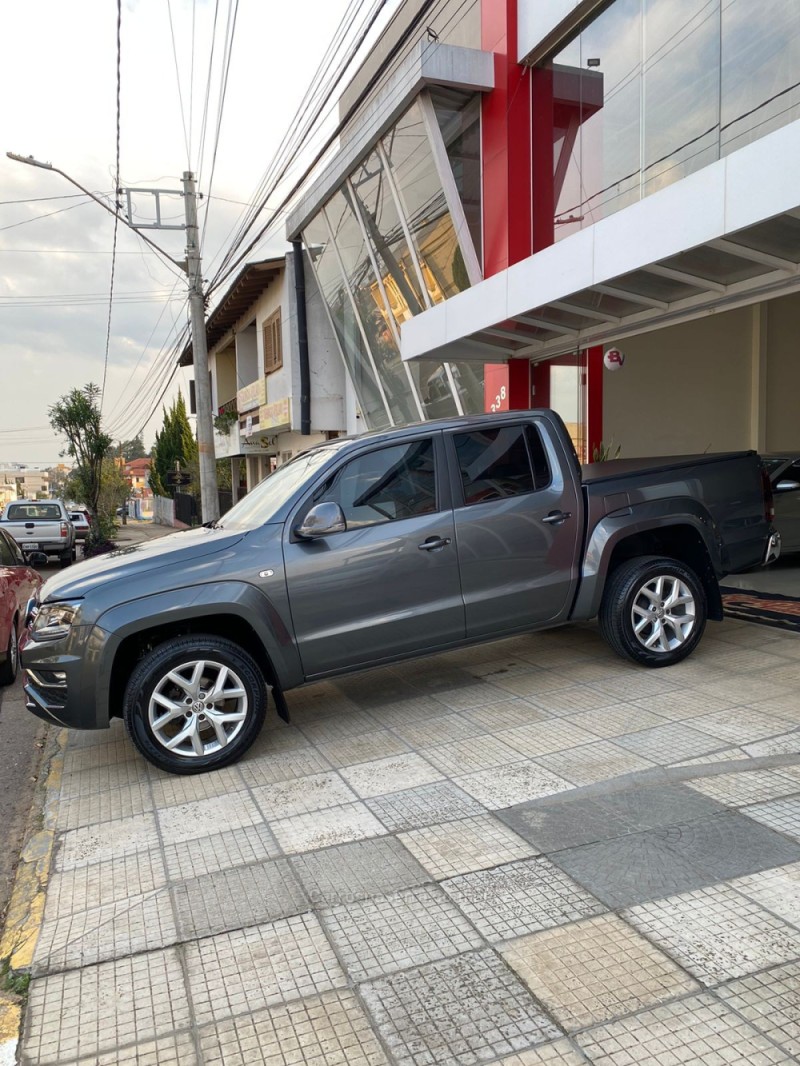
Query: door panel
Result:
<box><xmin>449</xmin><ymin>422</ymin><xmax>581</xmax><ymax>636</ymax></box>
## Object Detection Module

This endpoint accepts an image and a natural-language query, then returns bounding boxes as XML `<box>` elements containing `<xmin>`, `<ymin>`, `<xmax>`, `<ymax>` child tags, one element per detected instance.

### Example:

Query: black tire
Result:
<box><xmin>598</xmin><ymin>555</ymin><xmax>707</xmax><ymax>668</ymax></box>
<box><xmin>59</xmin><ymin>551</ymin><xmax>72</xmax><ymax>568</ymax></box>
<box><xmin>0</xmin><ymin>620</ymin><xmax>19</xmax><ymax>686</ymax></box>
<box><xmin>123</xmin><ymin>635</ymin><xmax>267</xmax><ymax>774</ymax></box>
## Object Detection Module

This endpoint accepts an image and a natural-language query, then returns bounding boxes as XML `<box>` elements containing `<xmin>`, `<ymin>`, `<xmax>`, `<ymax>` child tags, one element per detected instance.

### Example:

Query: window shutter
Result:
<box><xmin>263</xmin><ymin>310</ymin><xmax>282</xmax><ymax>373</ymax></box>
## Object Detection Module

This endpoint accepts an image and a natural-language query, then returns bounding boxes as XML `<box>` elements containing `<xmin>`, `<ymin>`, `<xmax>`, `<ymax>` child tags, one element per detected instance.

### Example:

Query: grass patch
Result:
<box><xmin>1</xmin><ymin>958</ymin><xmax>30</xmax><ymax>998</ymax></box>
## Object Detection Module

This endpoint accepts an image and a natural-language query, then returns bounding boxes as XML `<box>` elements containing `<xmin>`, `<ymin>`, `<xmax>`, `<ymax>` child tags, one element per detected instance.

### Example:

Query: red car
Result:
<box><xmin>0</xmin><ymin>527</ymin><xmax>43</xmax><ymax>685</ymax></box>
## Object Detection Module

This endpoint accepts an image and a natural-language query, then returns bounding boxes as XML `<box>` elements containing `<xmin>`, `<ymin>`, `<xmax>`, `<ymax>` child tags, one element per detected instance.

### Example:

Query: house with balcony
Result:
<box><xmin>181</xmin><ymin>254</ymin><xmax>356</xmax><ymax>498</ymax></box>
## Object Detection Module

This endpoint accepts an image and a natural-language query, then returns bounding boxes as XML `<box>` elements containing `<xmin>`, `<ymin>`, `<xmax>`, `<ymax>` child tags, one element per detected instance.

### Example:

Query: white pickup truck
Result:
<box><xmin>0</xmin><ymin>500</ymin><xmax>76</xmax><ymax>567</ymax></box>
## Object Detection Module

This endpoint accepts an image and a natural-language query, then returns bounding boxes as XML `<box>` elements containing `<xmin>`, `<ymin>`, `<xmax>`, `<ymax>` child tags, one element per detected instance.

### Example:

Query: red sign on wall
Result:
<box><xmin>484</xmin><ymin>363</ymin><xmax>510</xmax><ymax>412</ymax></box>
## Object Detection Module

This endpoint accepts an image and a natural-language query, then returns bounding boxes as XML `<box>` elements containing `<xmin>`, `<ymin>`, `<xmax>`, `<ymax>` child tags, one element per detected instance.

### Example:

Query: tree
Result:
<box><xmin>118</xmin><ymin>434</ymin><xmax>147</xmax><ymax>461</ymax></box>
<box><xmin>49</xmin><ymin>384</ymin><xmax>113</xmax><ymax>540</ymax></box>
<box><xmin>149</xmin><ymin>393</ymin><xmax>198</xmax><ymax>497</ymax></box>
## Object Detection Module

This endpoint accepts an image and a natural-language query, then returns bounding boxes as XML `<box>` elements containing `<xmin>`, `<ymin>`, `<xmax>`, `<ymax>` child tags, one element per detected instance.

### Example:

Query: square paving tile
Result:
<box><xmin>291</xmin><ymin>836</ymin><xmax>429</xmax><ymax>908</ymax></box>
<box><xmin>550</xmin><ymin>830</ymin><xmax>715</xmax><ymax>908</ymax></box>
<box><xmin>298</xmin><ymin>710</ymin><xmax>382</xmax><ymax>743</ymax></box>
<box><xmin>198</xmin><ymin>989</ymin><xmax>389</xmax><ymax>1066</ymax></box>
<box><xmin>45</xmin><ymin>849</ymin><xmax>167</xmax><ymax>918</ymax></box>
<box><xmin>400</xmin><ymin>815</ymin><xmax>537</xmax><ymax>879</ymax></box>
<box><xmin>744</xmin><ymin>796</ymin><xmax>800</xmax><ymax>842</ymax></box>
<box><xmin>149</xmin><ymin>765</ymin><xmax>246</xmax><ymax>807</ymax></box>
<box><xmin>172</xmin><ymin>858</ymin><xmax>308</xmax><ymax>939</ymax></box>
<box><xmin>522</xmin><ymin>685</ymin><xmax>619</xmax><ymax>717</ymax></box>
<box><xmin>536</xmin><ymin>741</ymin><xmax>655</xmax><ymax>786</ymax></box>
<box><xmin>565</xmin><ymin>704</ymin><xmax>666</xmax><ymax>738</ymax></box>
<box><xmin>238</xmin><ymin>747</ymin><xmax>333</xmax><ymax>786</ymax></box>
<box><xmin>73</xmin><ymin>1031</ymin><xmax>199</xmax><ymax>1065</ymax></box>
<box><xmin>364</xmin><ymin>781</ymin><xmax>485</xmax><ymax>832</ymax></box>
<box><xmin>597</xmin><ymin>783</ymin><xmax>729</xmax><ymax>831</ymax></box>
<box><xmin>654</xmin><ymin>812</ymin><xmax>800</xmax><ymax>882</ymax></box>
<box><xmin>493</xmin><ymin>1041</ymin><xmax>589</xmax><ymax>1066</ymax></box>
<box><xmin>441</xmin><ymin>857</ymin><xmax>605</xmax><ymax>941</ymax></box>
<box><xmin>270</xmin><ymin>802</ymin><xmax>387</xmax><ymax>854</ymax></box>
<box><xmin>499</xmin><ymin>794</ymin><xmax>634</xmax><ymax>853</ymax></box>
<box><xmin>157</xmin><ymin>791</ymin><xmax>263</xmax><ymax>846</ymax></box>
<box><xmin>391</xmin><ymin>713</ymin><xmax>485</xmax><ymax>748</ymax></box>
<box><xmin>55</xmin><ymin>814</ymin><xmax>160</xmax><ymax>872</ymax></box>
<box><xmin>729</xmin><ymin>862</ymin><xmax>800</xmax><ymax>927</ymax></box>
<box><xmin>575</xmin><ymin>993</ymin><xmax>794</xmax><ymax>1065</ymax></box>
<box><xmin>322</xmin><ymin>883</ymin><xmax>483</xmax><ymax>981</ymax></box>
<box><xmin>499</xmin><ymin>720</ymin><xmax>601</xmax><ymax>758</ymax></box>
<box><xmin>455</xmin><ymin>762</ymin><xmax>573</xmax><ymax>809</ymax></box>
<box><xmin>717</xmin><ymin>961</ymin><xmax>800</xmax><ymax>1057</ymax></box>
<box><xmin>163</xmin><ymin>823</ymin><xmax>280</xmax><ymax>882</ymax></box>
<box><xmin>422</xmin><ymin>736</ymin><xmax>525</xmax><ymax>776</ymax></box>
<box><xmin>744</xmin><ymin>733</ymin><xmax>800</xmax><ymax>757</ymax></box>
<box><xmin>23</xmin><ymin>948</ymin><xmax>191</xmax><ymax>1065</ymax></box>
<box><xmin>360</xmin><ymin>950</ymin><xmax>561</xmax><ymax>1066</ymax></box>
<box><xmin>692</xmin><ymin>708</ymin><xmax>796</xmax><ymax>745</ymax></box>
<box><xmin>626</xmin><ymin>883</ymin><xmax>800</xmax><ymax>985</ymax></box>
<box><xmin>59</xmin><ymin>760</ymin><xmax>150</xmax><ymax>799</ymax></box>
<box><xmin>613</xmin><ymin>722</ymin><xmax>724</xmax><ymax>764</ymax></box>
<box><xmin>55</xmin><ymin>782</ymin><xmax>153</xmax><ymax>831</ymax></box>
<box><xmin>251</xmin><ymin>772</ymin><xmax>357</xmax><ymax>819</ymax></box>
<box><xmin>462</xmin><ymin>699</ymin><xmax>548</xmax><ymax>731</ymax></box>
<box><xmin>33</xmin><ymin>889</ymin><xmax>176</xmax><ymax>975</ymax></box>
<box><xmin>502</xmin><ymin>913</ymin><xmax>699</xmax><ymax>1031</ymax></box>
<box><xmin>186</xmin><ymin>913</ymin><xmax>347</xmax><ymax>1025</ymax></box>
<box><xmin>687</xmin><ymin>769</ymin><xmax>800</xmax><ymax>806</ymax></box>
<box><xmin>338</xmin><ymin>753</ymin><xmax>443</xmax><ymax>798</ymax></box>
<box><xmin>433</xmin><ymin>681</ymin><xmax>511</xmax><ymax>711</ymax></box>
<box><xmin>315</xmin><ymin>729</ymin><xmax>412</xmax><ymax>768</ymax></box>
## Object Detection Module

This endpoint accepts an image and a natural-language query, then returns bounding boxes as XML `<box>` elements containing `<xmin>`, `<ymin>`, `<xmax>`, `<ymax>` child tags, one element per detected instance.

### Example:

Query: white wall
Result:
<box><xmin>765</xmin><ymin>292</ymin><xmax>800</xmax><ymax>453</ymax></box>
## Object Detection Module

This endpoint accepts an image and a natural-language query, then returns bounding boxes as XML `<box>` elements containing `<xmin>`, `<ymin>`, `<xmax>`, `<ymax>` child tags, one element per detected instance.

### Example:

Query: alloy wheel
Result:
<box><xmin>147</xmin><ymin>659</ymin><xmax>248</xmax><ymax>757</ymax></box>
<box><xmin>630</xmin><ymin>574</ymin><xmax>696</xmax><ymax>654</ymax></box>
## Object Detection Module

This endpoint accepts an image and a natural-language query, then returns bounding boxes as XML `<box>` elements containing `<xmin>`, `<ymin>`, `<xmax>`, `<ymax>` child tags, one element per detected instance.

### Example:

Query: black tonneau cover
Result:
<box><xmin>581</xmin><ymin>451</ymin><xmax>757</xmax><ymax>485</ymax></box>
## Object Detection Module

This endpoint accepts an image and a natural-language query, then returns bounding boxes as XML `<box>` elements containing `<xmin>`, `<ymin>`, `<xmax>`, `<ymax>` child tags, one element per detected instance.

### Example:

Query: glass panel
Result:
<box><xmin>430</xmin><ymin>88</ymin><xmax>483</xmax><ymax>264</ymax></box>
<box><xmin>643</xmin><ymin>0</ymin><xmax>720</xmax><ymax>195</ymax></box>
<box><xmin>726</xmin><ymin>217</ymin><xmax>800</xmax><ymax>264</ymax></box>
<box><xmin>324</xmin><ymin>190</ymin><xmax>420</xmax><ymax>425</ymax></box>
<box><xmin>314</xmin><ymin>439</ymin><xmax>438</xmax><ymax>527</ymax></box>
<box><xmin>526</xmin><ymin>426</ymin><xmax>552</xmax><ymax>490</ymax></box>
<box><xmin>658</xmin><ymin>246</ymin><xmax>766</xmax><ymax>285</ymax></box>
<box><xmin>612</xmin><ymin>270</ymin><xmax>703</xmax><ymax>301</ymax></box>
<box><xmin>721</xmin><ymin>0</ymin><xmax>800</xmax><ymax>156</ymax></box>
<box><xmin>303</xmin><ymin>214</ymin><xmax>390</xmax><ymax>430</ymax></box>
<box><xmin>415</xmin><ymin>359</ymin><xmax>460</xmax><ymax>418</ymax></box>
<box><xmin>454</xmin><ymin>426</ymin><xmax>535</xmax><ymax>505</ymax></box>
<box><xmin>383</xmin><ymin>99</ymin><xmax>469</xmax><ymax>301</ymax></box>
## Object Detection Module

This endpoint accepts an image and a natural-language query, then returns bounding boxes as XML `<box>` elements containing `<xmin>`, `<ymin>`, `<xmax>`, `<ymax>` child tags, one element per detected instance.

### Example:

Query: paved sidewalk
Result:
<box><xmin>11</xmin><ymin>618</ymin><xmax>800</xmax><ymax>1065</ymax></box>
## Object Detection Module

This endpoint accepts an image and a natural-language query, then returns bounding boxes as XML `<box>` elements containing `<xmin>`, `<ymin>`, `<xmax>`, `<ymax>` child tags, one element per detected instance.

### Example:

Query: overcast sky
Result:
<box><xmin>0</xmin><ymin>0</ymin><xmax>370</xmax><ymax>465</ymax></box>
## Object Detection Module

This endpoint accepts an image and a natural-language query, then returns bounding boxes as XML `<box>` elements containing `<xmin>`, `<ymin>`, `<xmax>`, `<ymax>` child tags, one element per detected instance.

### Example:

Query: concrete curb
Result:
<box><xmin>0</xmin><ymin>728</ymin><xmax>66</xmax><ymax>1064</ymax></box>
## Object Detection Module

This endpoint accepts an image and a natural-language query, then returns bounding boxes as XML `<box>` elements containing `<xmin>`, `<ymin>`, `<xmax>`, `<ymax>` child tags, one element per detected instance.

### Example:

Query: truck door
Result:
<box><xmin>446</xmin><ymin>421</ymin><xmax>581</xmax><ymax>637</ymax></box>
<box><xmin>283</xmin><ymin>434</ymin><xmax>465</xmax><ymax>677</ymax></box>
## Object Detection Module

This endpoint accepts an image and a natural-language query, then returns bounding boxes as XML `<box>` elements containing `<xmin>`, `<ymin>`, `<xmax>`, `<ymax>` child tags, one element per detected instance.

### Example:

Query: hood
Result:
<box><xmin>40</xmin><ymin>526</ymin><xmax>245</xmax><ymax>602</ymax></box>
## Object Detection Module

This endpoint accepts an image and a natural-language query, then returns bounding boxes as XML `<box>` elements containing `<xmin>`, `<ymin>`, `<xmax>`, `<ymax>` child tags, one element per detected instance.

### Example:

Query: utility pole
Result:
<box><xmin>182</xmin><ymin>171</ymin><xmax>218</xmax><ymax>524</ymax></box>
<box><xmin>6</xmin><ymin>153</ymin><xmax>219</xmax><ymax>523</ymax></box>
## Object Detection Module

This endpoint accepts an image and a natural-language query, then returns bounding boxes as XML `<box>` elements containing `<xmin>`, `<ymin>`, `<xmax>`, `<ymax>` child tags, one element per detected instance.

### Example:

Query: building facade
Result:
<box><xmin>285</xmin><ymin>0</ymin><xmax>800</xmax><ymax>465</ymax></box>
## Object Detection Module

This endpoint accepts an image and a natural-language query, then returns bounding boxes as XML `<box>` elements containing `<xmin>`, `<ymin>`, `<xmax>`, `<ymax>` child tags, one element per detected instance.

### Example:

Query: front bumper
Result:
<box><xmin>764</xmin><ymin>531</ymin><xmax>781</xmax><ymax>565</ymax></box>
<box><xmin>20</xmin><ymin>625</ymin><xmax>110</xmax><ymax>730</ymax></box>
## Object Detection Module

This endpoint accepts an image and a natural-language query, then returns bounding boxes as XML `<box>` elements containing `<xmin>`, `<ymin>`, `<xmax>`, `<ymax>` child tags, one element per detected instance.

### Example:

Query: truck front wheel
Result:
<box><xmin>123</xmin><ymin>635</ymin><xmax>267</xmax><ymax>774</ymax></box>
<box><xmin>599</xmin><ymin>556</ymin><xmax>707</xmax><ymax>668</ymax></box>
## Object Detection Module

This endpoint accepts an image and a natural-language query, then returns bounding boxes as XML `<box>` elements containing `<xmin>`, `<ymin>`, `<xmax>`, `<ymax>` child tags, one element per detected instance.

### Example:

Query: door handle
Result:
<box><xmin>418</xmin><ymin>536</ymin><xmax>451</xmax><ymax>551</ymax></box>
<box><xmin>541</xmin><ymin>510</ymin><xmax>572</xmax><ymax>525</ymax></box>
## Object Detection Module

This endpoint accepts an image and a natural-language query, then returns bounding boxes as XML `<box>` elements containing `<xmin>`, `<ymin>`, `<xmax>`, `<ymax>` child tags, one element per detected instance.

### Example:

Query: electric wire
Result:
<box><xmin>101</xmin><ymin>0</ymin><xmax>123</xmax><ymax>411</ymax></box>
<box><xmin>167</xmin><ymin>0</ymin><xmax>192</xmax><ymax>168</ymax></box>
<box><xmin>0</xmin><ymin>198</ymin><xmax>95</xmax><ymax>232</ymax></box>
<box><xmin>199</xmin><ymin>0</ymin><xmax>240</xmax><ymax>252</ymax></box>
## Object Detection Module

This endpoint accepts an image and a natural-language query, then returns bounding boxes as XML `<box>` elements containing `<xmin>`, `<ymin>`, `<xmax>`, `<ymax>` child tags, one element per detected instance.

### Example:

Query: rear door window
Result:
<box><xmin>453</xmin><ymin>425</ymin><xmax>550</xmax><ymax>505</ymax></box>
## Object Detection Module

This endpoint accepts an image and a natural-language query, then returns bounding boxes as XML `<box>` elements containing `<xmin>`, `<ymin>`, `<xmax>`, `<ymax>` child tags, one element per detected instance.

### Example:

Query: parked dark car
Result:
<box><xmin>20</xmin><ymin>410</ymin><xmax>778</xmax><ymax>774</ymax></box>
<box><xmin>0</xmin><ymin>528</ymin><xmax>44</xmax><ymax>685</ymax></box>
<box><xmin>762</xmin><ymin>454</ymin><xmax>800</xmax><ymax>554</ymax></box>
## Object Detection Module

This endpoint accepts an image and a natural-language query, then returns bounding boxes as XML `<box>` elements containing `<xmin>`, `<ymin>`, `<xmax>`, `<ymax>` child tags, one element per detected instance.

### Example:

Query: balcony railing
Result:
<box><xmin>217</xmin><ymin>396</ymin><xmax>238</xmax><ymax>416</ymax></box>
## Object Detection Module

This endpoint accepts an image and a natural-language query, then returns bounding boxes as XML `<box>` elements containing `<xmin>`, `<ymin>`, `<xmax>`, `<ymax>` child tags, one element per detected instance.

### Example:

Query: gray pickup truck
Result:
<box><xmin>0</xmin><ymin>499</ymin><xmax>76</xmax><ymax>566</ymax></box>
<box><xmin>20</xmin><ymin>411</ymin><xmax>778</xmax><ymax>774</ymax></box>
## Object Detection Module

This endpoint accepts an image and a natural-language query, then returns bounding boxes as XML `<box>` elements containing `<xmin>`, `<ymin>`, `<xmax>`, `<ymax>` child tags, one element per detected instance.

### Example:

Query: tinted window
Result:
<box><xmin>6</xmin><ymin>503</ymin><xmax>61</xmax><ymax>521</ymax></box>
<box><xmin>454</xmin><ymin>425</ymin><xmax>550</xmax><ymax>506</ymax></box>
<box><xmin>0</xmin><ymin>532</ymin><xmax>16</xmax><ymax>566</ymax></box>
<box><xmin>313</xmin><ymin>439</ymin><xmax>437</xmax><ymax>528</ymax></box>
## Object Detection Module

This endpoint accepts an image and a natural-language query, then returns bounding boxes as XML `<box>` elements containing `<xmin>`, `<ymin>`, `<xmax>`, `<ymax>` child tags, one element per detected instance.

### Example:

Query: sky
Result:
<box><xmin>0</xmin><ymin>0</ymin><xmax>373</xmax><ymax>465</ymax></box>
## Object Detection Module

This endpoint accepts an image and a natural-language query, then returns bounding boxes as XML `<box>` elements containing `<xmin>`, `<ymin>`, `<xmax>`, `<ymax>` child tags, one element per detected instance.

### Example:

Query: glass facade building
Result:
<box><xmin>303</xmin><ymin>91</ymin><xmax>486</xmax><ymax>430</ymax></box>
<box><xmin>547</xmin><ymin>0</ymin><xmax>800</xmax><ymax>241</ymax></box>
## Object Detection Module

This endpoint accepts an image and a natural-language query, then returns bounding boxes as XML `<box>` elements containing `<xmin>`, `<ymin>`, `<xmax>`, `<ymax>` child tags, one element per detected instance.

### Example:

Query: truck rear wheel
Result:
<box><xmin>599</xmin><ymin>555</ymin><xmax>706</xmax><ymax>668</ymax></box>
<box><xmin>123</xmin><ymin>635</ymin><xmax>267</xmax><ymax>774</ymax></box>
<box><xmin>0</xmin><ymin>622</ymin><xmax>19</xmax><ymax>686</ymax></box>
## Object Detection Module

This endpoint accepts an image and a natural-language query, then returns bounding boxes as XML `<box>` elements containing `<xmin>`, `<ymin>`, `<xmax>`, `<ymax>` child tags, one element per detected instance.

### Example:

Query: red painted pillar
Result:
<box><xmin>481</xmin><ymin>0</ymin><xmax>532</xmax><ymax>276</ymax></box>
<box><xmin>586</xmin><ymin>345</ymin><xmax>604</xmax><ymax>461</ymax></box>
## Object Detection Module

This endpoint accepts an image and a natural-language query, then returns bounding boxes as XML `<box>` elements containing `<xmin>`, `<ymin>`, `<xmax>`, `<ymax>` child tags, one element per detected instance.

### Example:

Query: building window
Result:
<box><xmin>263</xmin><ymin>310</ymin><xmax>283</xmax><ymax>374</ymax></box>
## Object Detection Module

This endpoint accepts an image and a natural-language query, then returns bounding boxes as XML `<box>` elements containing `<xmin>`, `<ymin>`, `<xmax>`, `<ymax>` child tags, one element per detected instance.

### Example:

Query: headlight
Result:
<box><xmin>31</xmin><ymin>601</ymin><xmax>82</xmax><ymax>641</ymax></box>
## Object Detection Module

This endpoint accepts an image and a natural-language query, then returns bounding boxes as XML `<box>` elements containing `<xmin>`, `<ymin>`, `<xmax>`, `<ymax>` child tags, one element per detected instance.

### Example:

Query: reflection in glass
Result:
<box><xmin>303</xmin><ymin>214</ymin><xmax>390</xmax><ymax>429</ymax></box>
<box><xmin>430</xmin><ymin>88</ymin><xmax>482</xmax><ymax>263</ymax></box>
<box><xmin>383</xmin><ymin>100</ymin><xmax>469</xmax><ymax>302</ymax></box>
<box><xmin>324</xmin><ymin>190</ymin><xmax>419</xmax><ymax>425</ymax></box>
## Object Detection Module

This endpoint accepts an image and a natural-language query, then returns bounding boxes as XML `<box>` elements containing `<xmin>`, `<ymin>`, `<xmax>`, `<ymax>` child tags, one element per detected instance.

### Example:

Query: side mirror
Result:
<box><xmin>775</xmin><ymin>479</ymin><xmax>800</xmax><ymax>493</ymax></box>
<box><xmin>296</xmin><ymin>502</ymin><xmax>346</xmax><ymax>539</ymax></box>
<box><xmin>25</xmin><ymin>552</ymin><xmax>49</xmax><ymax>568</ymax></box>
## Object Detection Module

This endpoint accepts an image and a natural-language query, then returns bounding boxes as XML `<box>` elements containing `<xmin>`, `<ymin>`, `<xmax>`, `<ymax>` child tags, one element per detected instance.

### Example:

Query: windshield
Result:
<box><xmin>217</xmin><ymin>441</ymin><xmax>350</xmax><ymax>530</ymax></box>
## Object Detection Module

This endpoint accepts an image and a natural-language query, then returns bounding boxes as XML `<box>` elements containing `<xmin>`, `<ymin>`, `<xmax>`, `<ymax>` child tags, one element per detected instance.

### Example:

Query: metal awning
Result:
<box><xmin>401</xmin><ymin>121</ymin><xmax>800</xmax><ymax>364</ymax></box>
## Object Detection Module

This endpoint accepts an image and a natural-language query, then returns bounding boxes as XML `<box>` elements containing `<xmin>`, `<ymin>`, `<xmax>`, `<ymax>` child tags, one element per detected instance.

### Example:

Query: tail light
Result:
<box><xmin>60</xmin><ymin>521</ymin><xmax>68</xmax><ymax>538</ymax></box>
<box><xmin>760</xmin><ymin>465</ymin><xmax>775</xmax><ymax>524</ymax></box>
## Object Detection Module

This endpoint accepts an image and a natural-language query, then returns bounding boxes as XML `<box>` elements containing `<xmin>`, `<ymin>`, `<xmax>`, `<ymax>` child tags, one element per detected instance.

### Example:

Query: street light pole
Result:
<box><xmin>7</xmin><ymin>152</ymin><xmax>219</xmax><ymax>523</ymax></box>
<box><xmin>182</xmin><ymin>170</ymin><xmax>218</xmax><ymax>523</ymax></box>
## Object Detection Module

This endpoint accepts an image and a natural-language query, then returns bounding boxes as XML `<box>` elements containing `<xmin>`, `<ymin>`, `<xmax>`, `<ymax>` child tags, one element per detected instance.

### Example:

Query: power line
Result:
<box><xmin>200</xmin><ymin>0</ymin><xmax>240</xmax><ymax>252</ymax></box>
<box><xmin>167</xmin><ymin>0</ymin><xmax>192</xmax><ymax>168</ymax></box>
<box><xmin>0</xmin><ymin>197</ymin><xmax>96</xmax><ymax>232</ymax></box>
<box><xmin>0</xmin><ymin>193</ymin><xmax>88</xmax><ymax>206</ymax></box>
